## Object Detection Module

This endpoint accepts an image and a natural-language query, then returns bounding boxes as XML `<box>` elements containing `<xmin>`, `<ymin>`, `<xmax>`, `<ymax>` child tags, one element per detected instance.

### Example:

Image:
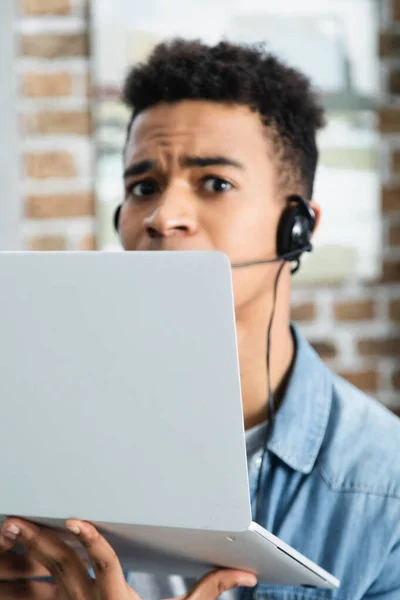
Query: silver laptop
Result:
<box><xmin>0</xmin><ymin>251</ymin><xmax>339</xmax><ymax>590</ymax></box>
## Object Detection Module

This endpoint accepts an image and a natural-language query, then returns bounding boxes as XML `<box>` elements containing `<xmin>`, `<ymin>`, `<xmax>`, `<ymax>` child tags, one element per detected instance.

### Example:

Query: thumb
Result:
<box><xmin>187</xmin><ymin>569</ymin><xmax>257</xmax><ymax>600</ymax></box>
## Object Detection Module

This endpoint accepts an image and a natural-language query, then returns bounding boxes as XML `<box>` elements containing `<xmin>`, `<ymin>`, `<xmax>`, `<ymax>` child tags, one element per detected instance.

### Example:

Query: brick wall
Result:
<box><xmin>292</xmin><ymin>0</ymin><xmax>400</xmax><ymax>413</ymax></box>
<box><xmin>17</xmin><ymin>0</ymin><xmax>400</xmax><ymax>412</ymax></box>
<box><xmin>18</xmin><ymin>0</ymin><xmax>96</xmax><ymax>252</ymax></box>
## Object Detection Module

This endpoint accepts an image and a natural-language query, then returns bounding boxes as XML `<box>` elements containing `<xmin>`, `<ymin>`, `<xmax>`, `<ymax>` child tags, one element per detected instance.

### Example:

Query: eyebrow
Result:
<box><xmin>123</xmin><ymin>155</ymin><xmax>244</xmax><ymax>179</ymax></box>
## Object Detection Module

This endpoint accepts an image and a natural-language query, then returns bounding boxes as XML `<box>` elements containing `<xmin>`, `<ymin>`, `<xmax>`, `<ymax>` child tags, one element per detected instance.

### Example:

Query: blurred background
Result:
<box><xmin>0</xmin><ymin>0</ymin><xmax>399</xmax><ymax>413</ymax></box>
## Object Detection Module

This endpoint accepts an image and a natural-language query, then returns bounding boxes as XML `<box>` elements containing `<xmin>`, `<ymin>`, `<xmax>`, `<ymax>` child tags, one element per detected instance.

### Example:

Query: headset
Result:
<box><xmin>113</xmin><ymin>194</ymin><xmax>316</xmax><ymax>274</ymax></box>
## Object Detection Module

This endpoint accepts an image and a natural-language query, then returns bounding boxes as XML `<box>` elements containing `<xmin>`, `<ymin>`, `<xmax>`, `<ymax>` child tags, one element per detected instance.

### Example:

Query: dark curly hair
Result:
<box><xmin>122</xmin><ymin>39</ymin><xmax>326</xmax><ymax>198</ymax></box>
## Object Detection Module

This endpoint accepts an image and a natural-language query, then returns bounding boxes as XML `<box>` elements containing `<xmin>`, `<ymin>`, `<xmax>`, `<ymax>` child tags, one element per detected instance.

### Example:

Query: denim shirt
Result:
<box><xmin>126</xmin><ymin>324</ymin><xmax>400</xmax><ymax>600</ymax></box>
<box><xmin>247</xmin><ymin>324</ymin><xmax>400</xmax><ymax>600</ymax></box>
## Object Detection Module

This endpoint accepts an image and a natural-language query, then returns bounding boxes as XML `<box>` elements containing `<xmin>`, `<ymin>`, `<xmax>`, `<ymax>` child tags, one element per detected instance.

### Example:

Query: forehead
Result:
<box><xmin>125</xmin><ymin>100</ymin><xmax>270</xmax><ymax>164</ymax></box>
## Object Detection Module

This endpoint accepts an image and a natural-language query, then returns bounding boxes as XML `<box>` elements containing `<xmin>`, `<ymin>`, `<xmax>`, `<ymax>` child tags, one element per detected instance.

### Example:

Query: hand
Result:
<box><xmin>0</xmin><ymin>517</ymin><xmax>257</xmax><ymax>599</ymax></box>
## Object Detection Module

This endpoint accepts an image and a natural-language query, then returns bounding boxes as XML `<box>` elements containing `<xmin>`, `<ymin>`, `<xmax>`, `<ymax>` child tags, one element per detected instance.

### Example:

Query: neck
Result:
<box><xmin>235</xmin><ymin>274</ymin><xmax>295</xmax><ymax>431</ymax></box>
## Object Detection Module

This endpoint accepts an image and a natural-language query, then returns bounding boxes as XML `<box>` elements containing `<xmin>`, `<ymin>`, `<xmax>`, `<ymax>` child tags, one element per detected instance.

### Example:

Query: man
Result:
<box><xmin>1</xmin><ymin>39</ymin><xmax>400</xmax><ymax>600</ymax></box>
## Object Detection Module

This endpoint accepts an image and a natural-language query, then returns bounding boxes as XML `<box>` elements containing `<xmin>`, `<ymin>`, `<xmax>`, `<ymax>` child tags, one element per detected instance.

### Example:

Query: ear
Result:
<box><xmin>309</xmin><ymin>200</ymin><xmax>321</xmax><ymax>237</ymax></box>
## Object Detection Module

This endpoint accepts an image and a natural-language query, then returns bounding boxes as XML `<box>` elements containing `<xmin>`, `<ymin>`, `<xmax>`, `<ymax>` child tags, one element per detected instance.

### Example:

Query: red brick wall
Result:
<box><xmin>18</xmin><ymin>0</ymin><xmax>96</xmax><ymax>252</ymax></box>
<box><xmin>292</xmin><ymin>0</ymin><xmax>400</xmax><ymax>413</ymax></box>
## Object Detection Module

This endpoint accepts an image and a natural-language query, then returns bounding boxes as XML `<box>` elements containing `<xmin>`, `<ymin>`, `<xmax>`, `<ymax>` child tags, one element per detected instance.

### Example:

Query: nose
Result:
<box><xmin>143</xmin><ymin>188</ymin><xmax>197</xmax><ymax>239</ymax></box>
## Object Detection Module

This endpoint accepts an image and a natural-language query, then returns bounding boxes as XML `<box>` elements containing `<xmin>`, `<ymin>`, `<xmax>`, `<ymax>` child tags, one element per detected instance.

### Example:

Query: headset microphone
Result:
<box><xmin>231</xmin><ymin>245</ymin><xmax>312</xmax><ymax>272</ymax></box>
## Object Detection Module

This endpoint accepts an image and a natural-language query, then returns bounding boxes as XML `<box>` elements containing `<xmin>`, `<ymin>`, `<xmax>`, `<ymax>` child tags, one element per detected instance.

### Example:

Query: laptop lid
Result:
<box><xmin>0</xmin><ymin>251</ymin><xmax>251</xmax><ymax>532</ymax></box>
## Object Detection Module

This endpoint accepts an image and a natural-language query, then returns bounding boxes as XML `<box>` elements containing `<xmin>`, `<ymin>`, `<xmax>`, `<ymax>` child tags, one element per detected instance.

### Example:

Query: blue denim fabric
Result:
<box><xmin>246</xmin><ymin>324</ymin><xmax>400</xmax><ymax>600</ymax></box>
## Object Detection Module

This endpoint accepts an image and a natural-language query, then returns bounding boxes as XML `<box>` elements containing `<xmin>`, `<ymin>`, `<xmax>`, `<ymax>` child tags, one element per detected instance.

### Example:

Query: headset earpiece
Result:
<box><xmin>113</xmin><ymin>204</ymin><xmax>122</xmax><ymax>234</ymax></box>
<box><xmin>277</xmin><ymin>195</ymin><xmax>316</xmax><ymax>260</ymax></box>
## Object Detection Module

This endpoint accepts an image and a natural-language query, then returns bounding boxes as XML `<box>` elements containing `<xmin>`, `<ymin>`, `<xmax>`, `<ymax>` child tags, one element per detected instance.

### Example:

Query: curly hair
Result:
<box><xmin>122</xmin><ymin>38</ymin><xmax>325</xmax><ymax>198</ymax></box>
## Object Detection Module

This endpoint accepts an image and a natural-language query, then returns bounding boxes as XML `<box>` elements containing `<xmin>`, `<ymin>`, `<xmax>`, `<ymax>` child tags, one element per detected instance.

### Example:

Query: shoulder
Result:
<box><xmin>318</xmin><ymin>370</ymin><xmax>400</xmax><ymax>499</ymax></box>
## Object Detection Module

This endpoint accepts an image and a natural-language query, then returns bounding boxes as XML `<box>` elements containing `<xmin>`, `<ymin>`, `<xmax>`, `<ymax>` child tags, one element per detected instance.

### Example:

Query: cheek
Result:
<box><xmin>119</xmin><ymin>204</ymin><xmax>143</xmax><ymax>250</ymax></box>
<box><xmin>204</xmin><ymin>198</ymin><xmax>278</xmax><ymax>259</ymax></box>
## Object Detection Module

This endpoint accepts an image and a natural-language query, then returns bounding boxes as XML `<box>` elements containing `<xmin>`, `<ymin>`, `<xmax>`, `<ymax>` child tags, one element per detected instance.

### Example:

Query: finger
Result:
<box><xmin>0</xmin><ymin>550</ymin><xmax>51</xmax><ymax>580</ymax></box>
<box><xmin>0</xmin><ymin>531</ymin><xmax>89</xmax><ymax>581</ymax></box>
<box><xmin>187</xmin><ymin>569</ymin><xmax>257</xmax><ymax>600</ymax></box>
<box><xmin>66</xmin><ymin>519</ymin><xmax>135</xmax><ymax>600</ymax></box>
<box><xmin>0</xmin><ymin>580</ymin><xmax>58</xmax><ymax>600</ymax></box>
<box><xmin>1</xmin><ymin>518</ymin><xmax>92</xmax><ymax>599</ymax></box>
<box><xmin>0</xmin><ymin>528</ymin><xmax>52</xmax><ymax>581</ymax></box>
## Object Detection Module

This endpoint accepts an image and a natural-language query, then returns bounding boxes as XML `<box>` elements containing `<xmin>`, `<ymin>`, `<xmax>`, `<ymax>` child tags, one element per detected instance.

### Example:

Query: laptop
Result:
<box><xmin>0</xmin><ymin>251</ymin><xmax>339</xmax><ymax>590</ymax></box>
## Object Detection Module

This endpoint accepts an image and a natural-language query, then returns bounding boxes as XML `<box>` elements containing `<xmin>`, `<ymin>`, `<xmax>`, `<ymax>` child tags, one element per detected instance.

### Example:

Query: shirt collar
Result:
<box><xmin>266</xmin><ymin>323</ymin><xmax>333</xmax><ymax>474</ymax></box>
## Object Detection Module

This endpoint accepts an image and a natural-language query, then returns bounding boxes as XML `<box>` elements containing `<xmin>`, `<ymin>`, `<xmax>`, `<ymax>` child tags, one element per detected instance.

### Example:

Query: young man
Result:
<box><xmin>1</xmin><ymin>39</ymin><xmax>400</xmax><ymax>600</ymax></box>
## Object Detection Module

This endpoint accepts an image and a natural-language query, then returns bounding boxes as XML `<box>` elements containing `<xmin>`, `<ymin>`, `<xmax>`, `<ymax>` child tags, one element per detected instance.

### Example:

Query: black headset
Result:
<box><xmin>113</xmin><ymin>194</ymin><xmax>316</xmax><ymax>273</ymax></box>
<box><xmin>113</xmin><ymin>204</ymin><xmax>122</xmax><ymax>236</ymax></box>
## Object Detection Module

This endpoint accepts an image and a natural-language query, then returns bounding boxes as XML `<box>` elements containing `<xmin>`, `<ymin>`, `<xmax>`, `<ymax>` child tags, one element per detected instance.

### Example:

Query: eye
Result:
<box><xmin>127</xmin><ymin>179</ymin><xmax>158</xmax><ymax>198</ymax></box>
<box><xmin>202</xmin><ymin>177</ymin><xmax>233</xmax><ymax>194</ymax></box>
